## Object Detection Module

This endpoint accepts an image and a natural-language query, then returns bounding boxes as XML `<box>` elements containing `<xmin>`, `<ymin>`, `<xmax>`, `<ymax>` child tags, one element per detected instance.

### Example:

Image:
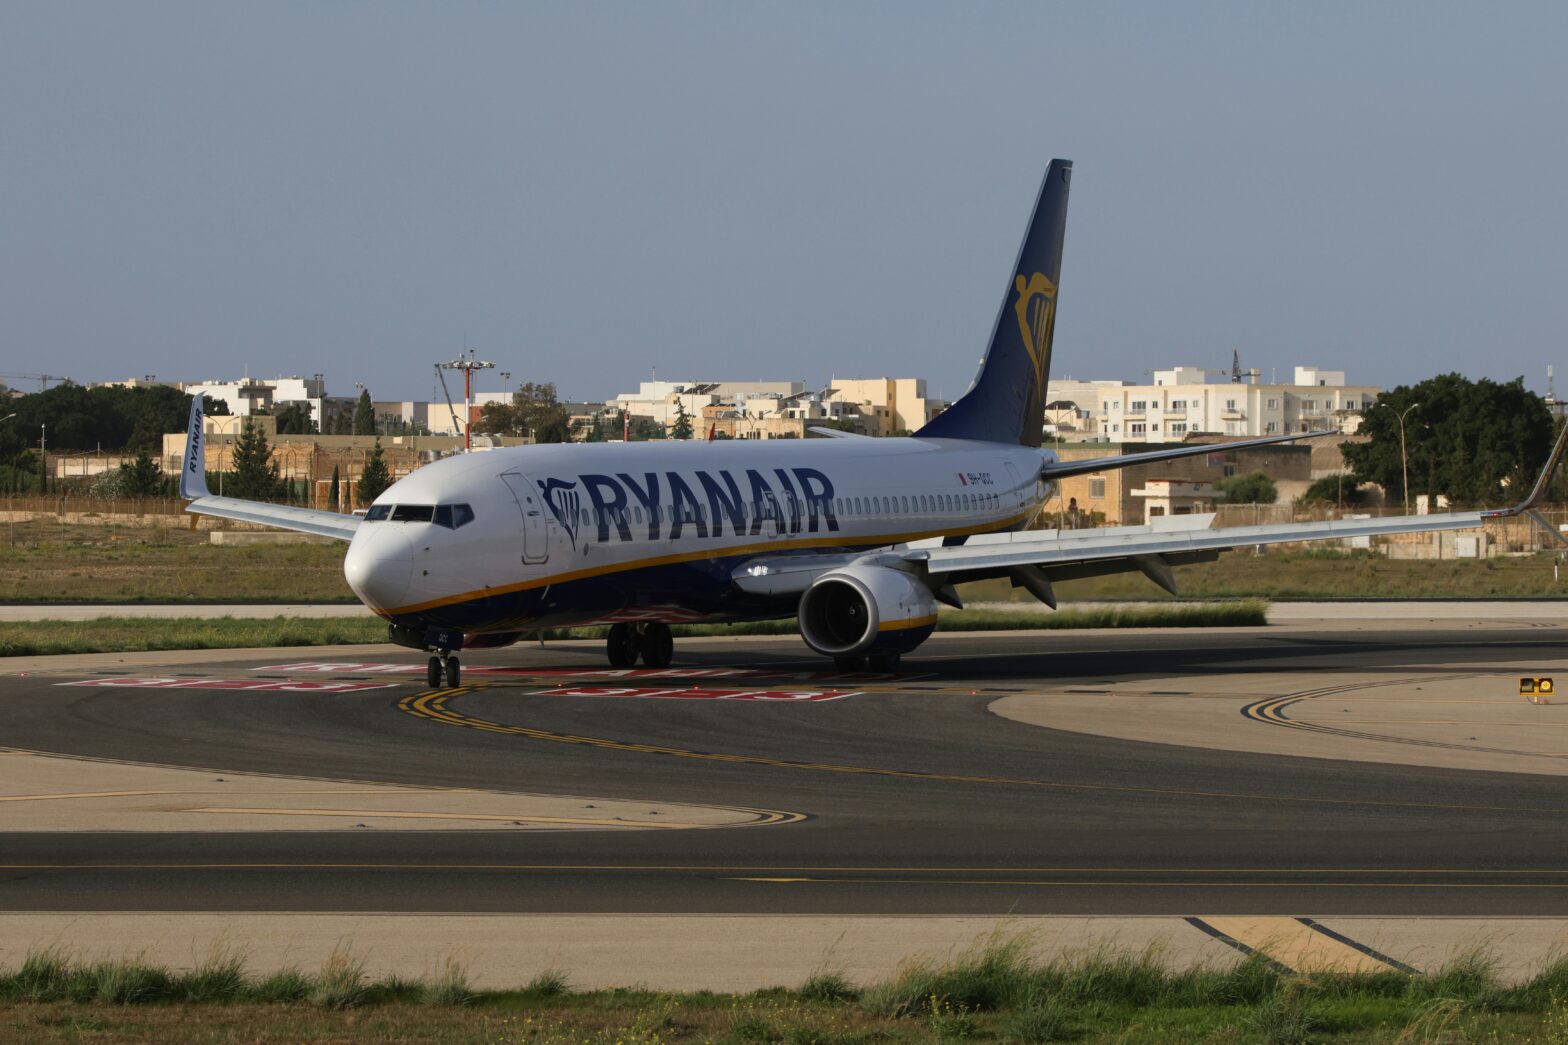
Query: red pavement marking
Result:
<box><xmin>61</xmin><ymin>677</ymin><xmax>394</xmax><ymax>693</ymax></box>
<box><xmin>537</xmin><ymin>686</ymin><xmax>858</xmax><ymax>701</ymax></box>
<box><xmin>255</xmin><ymin>661</ymin><xmax>913</xmax><ymax>682</ymax></box>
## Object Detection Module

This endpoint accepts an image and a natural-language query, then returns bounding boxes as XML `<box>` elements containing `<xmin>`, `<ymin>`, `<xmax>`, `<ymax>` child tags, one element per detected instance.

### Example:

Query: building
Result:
<box><xmin>1045</xmin><ymin>365</ymin><xmax>1380</xmax><ymax>444</ymax></box>
<box><xmin>825</xmin><ymin>378</ymin><xmax>946</xmax><ymax>436</ymax></box>
<box><xmin>182</xmin><ymin>375</ymin><xmax>328</xmax><ymax>430</ymax></box>
<box><xmin>1045</xmin><ymin>439</ymin><xmax>1315</xmax><ymax>525</ymax></box>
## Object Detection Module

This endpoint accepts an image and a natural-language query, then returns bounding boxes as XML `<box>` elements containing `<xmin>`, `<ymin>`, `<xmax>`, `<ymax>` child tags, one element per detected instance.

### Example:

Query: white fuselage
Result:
<box><xmin>344</xmin><ymin>436</ymin><xmax>1053</xmax><ymax>635</ymax></box>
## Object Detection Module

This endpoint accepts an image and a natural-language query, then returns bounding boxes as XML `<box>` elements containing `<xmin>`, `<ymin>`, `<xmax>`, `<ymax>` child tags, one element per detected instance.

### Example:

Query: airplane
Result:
<box><xmin>178</xmin><ymin>159</ymin><xmax>1568</xmax><ymax>688</ymax></box>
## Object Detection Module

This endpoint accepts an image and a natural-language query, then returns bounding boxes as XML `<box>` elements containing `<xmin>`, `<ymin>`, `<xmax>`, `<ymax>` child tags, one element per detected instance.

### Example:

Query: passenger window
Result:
<box><xmin>365</xmin><ymin>504</ymin><xmax>391</xmax><ymax>521</ymax></box>
<box><xmin>391</xmin><ymin>505</ymin><xmax>434</xmax><ymax>523</ymax></box>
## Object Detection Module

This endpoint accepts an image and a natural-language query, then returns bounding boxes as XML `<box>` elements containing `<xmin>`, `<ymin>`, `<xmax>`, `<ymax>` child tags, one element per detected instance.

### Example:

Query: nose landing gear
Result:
<box><xmin>426</xmin><ymin>649</ymin><xmax>461</xmax><ymax>688</ymax></box>
<box><xmin>606</xmin><ymin>622</ymin><xmax>674</xmax><ymax>668</ymax></box>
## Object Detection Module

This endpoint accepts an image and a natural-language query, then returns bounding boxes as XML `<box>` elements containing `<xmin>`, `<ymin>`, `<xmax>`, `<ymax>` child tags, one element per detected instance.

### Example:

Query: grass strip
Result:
<box><xmin>0</xmin><ymin>616</ymin><xmax>389</xmax><ymax>657</ymax></box>
<box><xmin>0</xmin><ymin>601</ymin><xmax>1268</xmax><ymax>656</ymax></box>
<box><xmin>6</xmin><ymin>935</ymin><xmax>1568</xmax><ymax>1042</ymax></box>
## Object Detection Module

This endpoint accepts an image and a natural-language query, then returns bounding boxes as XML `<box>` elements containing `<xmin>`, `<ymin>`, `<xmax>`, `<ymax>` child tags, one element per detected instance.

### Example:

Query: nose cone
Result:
<box><xmin>344</xmin><ymin>525</ymin><xmax>414</xmax><ymax>611</ymax></box>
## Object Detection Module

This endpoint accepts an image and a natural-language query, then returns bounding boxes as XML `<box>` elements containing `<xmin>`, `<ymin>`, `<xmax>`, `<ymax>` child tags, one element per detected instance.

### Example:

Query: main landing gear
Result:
<box><xmin>606</xmin><ymin>622</ymin><xmax>674</xmax><ymax>669</ymax></box>
<box><xmin>426</xmin><ymin>649</ymin><xmax>461</xmax><ymax>688</ymax></box>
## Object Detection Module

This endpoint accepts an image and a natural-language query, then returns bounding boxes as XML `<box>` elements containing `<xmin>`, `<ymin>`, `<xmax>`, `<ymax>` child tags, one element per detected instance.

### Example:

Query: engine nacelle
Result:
<box><xmin>797</xmin><ymin>564</ymin><xmax>938</xmax><ymax>658</ymax></box>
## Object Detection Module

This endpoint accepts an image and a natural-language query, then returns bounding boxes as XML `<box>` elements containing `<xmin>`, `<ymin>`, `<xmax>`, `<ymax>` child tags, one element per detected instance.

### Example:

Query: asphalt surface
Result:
<box><xmin>5</xmin><ymin>625</ymin><xmax>1568</xmax><ymax>915</ymax></box>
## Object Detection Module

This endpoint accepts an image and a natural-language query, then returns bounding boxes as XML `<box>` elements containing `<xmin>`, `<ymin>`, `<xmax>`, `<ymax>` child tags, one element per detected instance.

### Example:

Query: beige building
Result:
<box><xmin>1045</xmin><ymin>440</ymin><xmax>1315</xmax><ymax>526</ymax></box>
<box><xmin>162</xmin><ymin>418</ymin><xmax>531</xmax><ymax>508</ymax></box>
<box><xmin>826</xmin><ymin>378</ymin><xmax>945</xmax><ymax>436</ymax></box>
<box><xmin>1046</xmin><ymin>366</ymin><xmax>1379</xmax><ymax>443</ymax></box>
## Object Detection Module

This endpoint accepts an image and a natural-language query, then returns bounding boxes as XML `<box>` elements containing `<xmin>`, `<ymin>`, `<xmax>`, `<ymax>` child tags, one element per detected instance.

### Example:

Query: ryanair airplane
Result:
<box><xmin>178</xmin><ymin>160</ymin><xmax>1567</xmax><ymax>687</ymax></box>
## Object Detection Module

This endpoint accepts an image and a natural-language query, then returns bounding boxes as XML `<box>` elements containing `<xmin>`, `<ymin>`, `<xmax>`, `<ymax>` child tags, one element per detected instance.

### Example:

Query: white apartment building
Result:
<box><xmin>1045</xmin><ymin>365</ymin><xmax>1379</xmax><ymax>444</ymax></box>
<box><xmin>182</xmin><ymin>375</ymin><xmax>327</xmax><ymax>428</ymax></box>
<box><xmin>607</xmin><ymin>381</ymin><xmax>806</xmax><ymax>428</ymax></box>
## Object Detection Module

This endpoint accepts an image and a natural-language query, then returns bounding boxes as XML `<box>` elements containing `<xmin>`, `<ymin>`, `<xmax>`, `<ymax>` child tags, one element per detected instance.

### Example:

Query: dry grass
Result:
<box><xmin>6</xmin><ymin>936</ymin><xmax>1568</xmax><ymax>1042</ymax></box>
<box><xmin>0</xmin><ymin>518</ymin><xmax>353</xmax><ymax>603</ymax></box>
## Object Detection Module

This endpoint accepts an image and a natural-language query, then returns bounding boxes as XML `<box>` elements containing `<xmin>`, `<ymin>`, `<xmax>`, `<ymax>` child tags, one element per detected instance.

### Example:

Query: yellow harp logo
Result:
<box><xmin>1011</xmin><ymin>272</ymin><xmax>1057</xmax><ymax>394</ymax></box>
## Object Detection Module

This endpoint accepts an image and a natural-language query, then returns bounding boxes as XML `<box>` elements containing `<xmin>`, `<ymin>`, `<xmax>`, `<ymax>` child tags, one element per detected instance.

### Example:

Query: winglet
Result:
<box><xmin>1482</xmin><ymin>420</ymin><xmax>1568</xmax><ymax>518</ymax></box>
<box><xmin>179</xmin><ymin>394</ymin><xmax>210</xmax><ymax>500</ymax></box>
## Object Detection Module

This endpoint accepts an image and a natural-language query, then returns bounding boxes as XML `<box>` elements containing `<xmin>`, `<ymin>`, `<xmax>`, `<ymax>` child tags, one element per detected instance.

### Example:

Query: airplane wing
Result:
<box><xmin>178</xmin><ymin>395</ymin><xmax>361</xmax><ymax>542</ymax></box>
<box><xmin>733</xmin><ymin>422</ymin><xmax>1568</xmax><ymax>601</ymax></box>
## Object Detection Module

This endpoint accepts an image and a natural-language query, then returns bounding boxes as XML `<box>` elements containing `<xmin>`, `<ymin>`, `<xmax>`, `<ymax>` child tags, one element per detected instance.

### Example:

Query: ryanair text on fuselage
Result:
<box><xmin>540</xmin><ymin>467</ymin><xmax>839</xmax><ymax>547</ymax></box>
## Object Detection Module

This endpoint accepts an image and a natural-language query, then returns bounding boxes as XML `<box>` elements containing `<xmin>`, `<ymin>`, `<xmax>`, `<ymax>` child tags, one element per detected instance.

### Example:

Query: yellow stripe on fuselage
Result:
<box><xmin>378</xmin><ymin>508</ymin><xmax>1036</xmax><ymax>618</ymax></box>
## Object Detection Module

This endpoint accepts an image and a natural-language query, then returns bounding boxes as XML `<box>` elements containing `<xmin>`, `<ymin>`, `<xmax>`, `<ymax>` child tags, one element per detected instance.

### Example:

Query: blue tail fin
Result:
<box><xmin>918</xmin><ymin>160</ymin><xmax>1071</xmax><ymax>447</ymax></box>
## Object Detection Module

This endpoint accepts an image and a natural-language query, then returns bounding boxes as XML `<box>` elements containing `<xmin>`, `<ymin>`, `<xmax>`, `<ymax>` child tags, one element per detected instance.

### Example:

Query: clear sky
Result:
<box><xmin>3</xmin><ymin>2</ymin><xmax>1565</xmax><ymax>404</ymax></box>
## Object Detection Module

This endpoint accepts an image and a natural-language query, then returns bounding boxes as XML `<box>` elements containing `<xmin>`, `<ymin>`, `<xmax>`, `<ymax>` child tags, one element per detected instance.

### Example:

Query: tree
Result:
<box><xmin>670</xmin><ymin>400</ymin><xmax>694</xmax><ymax>441</ymax></box>
<box><xmin>327</xmin><ymin>463</ymin><xmax>340</xmax><ymax>509</ymax></box>
<box><xmin>1214</xmin><ymin>471</ymin><xmax>1277</xmax><ymax>504</ymax></box>
<box><xmin>1297</xmin><ymin>474</ymin><xmax>1366</xmax><ymax>508</ymax></box>
<box><xmin>628</xmin><ymin>416</ymin><xmax>664</xmax><ymax>441</ymax></box>
<box><xmin>357</xmin><ymin>440</ymin><xmax>392</xmax><ymax>506</ymax></box>
<box><xmin>230</xmin><ymin>418</ymin><xmax>280</xmax><ymax>500</ymax></box>
<box><xmin>274</xmin><ymin>402</ymin><xmax>318</xmax><ymax>435</ymax></box>
<box><xmin>118</xmin><ymin>450</ymin><xmax>164</xmax><ymax>497</ymax></box>
<box><xmin>473</xmin><ymin>381</ymin><xmax>571</xmax><ymax>443</ymax></box>
<box><xmin>1342</xmin><ymin>374</ymin><xmax>1553</xmax><ymax>506</ymax></box>
<box><xmin>352</xmin><ymin>390</ymin><xmax>376</xmax><ymax>436</ymax></box>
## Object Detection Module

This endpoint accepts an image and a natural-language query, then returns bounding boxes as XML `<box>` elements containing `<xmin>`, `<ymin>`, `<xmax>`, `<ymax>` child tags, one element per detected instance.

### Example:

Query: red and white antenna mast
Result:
<box><xmin>438</xmin><ymin>349</ymin><xmax>496</xmax><ymax>450</ymax></box>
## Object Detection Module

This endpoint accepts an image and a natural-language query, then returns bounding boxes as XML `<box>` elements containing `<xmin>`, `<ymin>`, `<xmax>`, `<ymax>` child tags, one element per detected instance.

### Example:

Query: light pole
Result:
<box><xmin>1382</xmin><ymin>401</ymin><xmax>1420</xmax><ymax>513</ymax></box>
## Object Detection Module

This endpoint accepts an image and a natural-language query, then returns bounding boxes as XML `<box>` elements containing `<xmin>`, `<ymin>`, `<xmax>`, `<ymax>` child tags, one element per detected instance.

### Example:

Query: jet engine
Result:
<box><xmin>797</xmin><ymin>564</ymin><xmax>938</xmax><ymax>663</ymax></box>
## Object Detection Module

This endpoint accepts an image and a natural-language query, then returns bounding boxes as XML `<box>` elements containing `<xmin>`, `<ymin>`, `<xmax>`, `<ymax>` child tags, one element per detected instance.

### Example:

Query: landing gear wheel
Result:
<box><xmin>833</xmin><ymin>655</ymin><xmax>866</xmax><ymax>672</ymax></box>
<box><xmin>444</xmin><ymin>655</ymin><xmax>461</xmax><ymax>687</ymax></box>
<box><xmin>638</xmin><ymin>623</ymin><xmax>674</xmax><ymax>668</ymax></box>
<box><xmin>426</xmin><ymin>656</ymin><xmax>442</xmax><ymax>689</ymax></box>
<box><xmin>606</xmin><ymin>623</ymin><xmax>640</xmax><ymax>668</ymax></box>
<box><xmin>868</xmin><ymin>652</ymin><xmax>901</xmax><ymax>673</ymax></box>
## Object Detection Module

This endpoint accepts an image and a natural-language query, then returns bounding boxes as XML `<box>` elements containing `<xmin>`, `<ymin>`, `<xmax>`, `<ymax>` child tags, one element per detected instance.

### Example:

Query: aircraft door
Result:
<box><xmin>499</xmin><ymin>472</ymin><xmax>550</xmax><ymax>564</ymax></box>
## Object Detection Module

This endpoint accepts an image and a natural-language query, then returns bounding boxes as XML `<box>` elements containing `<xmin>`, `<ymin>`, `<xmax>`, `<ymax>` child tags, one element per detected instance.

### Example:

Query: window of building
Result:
<box><xmin>1171</xmin><ymin>423</ymin><xmax>1187</xmax><ymax>434</ymax></box>
<box><xmin>1130</xmin><ymin>423</ymin><xmax>1146</xmax><ymax>435</ymax></box>
<box><xmin>1267</xmin><ymin>398</ymin><xmax>1278</xmax><ymax>409</ymax></box>
<box><xmin>1089</xmin><ymin>478</ymin><xmax>1106</xmax><ymax>498</ymax></box>
<box><xmin>1303</xmin><ymin>399</ymin><xmax>1316</xmax><ymax>411</ymax></box>
<box><xmin>1225</xmin><ymin>399</ymin><xmax>1237</xmax><ymax>410</ymax></box>
<box><xmin>1131</xmin><ymin>400</ymin><xmax>1147</xmax><ymax>411</ymax></box>
<box><xmin>1265</xmin><ymin>421</ymin><xmax>1277</xmax><ymax>434</ymax></box>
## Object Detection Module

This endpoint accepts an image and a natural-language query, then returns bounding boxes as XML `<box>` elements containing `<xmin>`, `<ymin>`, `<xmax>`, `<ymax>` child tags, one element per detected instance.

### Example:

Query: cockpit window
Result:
<box><xmin>365</xmin><ymin>503</ymin><xmax>474</xmax><ymax>527</ymax></box>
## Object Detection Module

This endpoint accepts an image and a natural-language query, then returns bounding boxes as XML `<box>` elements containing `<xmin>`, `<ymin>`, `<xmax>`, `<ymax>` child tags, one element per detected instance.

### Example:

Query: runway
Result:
<box><xmin>5</xmin><ymin>614</ymin><xmax>1568</xmax><ymax>920</ymax></box>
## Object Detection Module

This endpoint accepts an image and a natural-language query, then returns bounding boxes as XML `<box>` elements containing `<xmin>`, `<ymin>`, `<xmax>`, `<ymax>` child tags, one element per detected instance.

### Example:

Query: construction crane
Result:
<box><xmin>433</xmin><ymin>365</ymin><xmax>465</xmax><ymax>445</ymax></box>
<box><xmin>0</xmin><ymin>372</ymin><xmax>67</xmax><ymax>391</ymax></box>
